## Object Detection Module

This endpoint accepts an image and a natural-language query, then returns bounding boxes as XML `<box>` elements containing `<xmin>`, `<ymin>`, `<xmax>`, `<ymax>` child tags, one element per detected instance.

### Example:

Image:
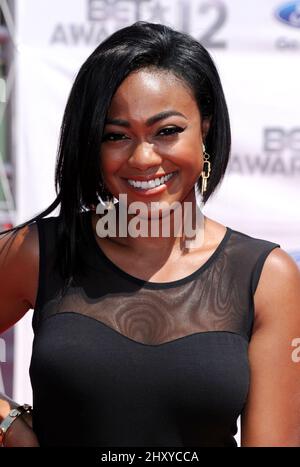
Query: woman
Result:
<box><xmin>0</xmin><ymin>21</ymin><xmax>300</xmax><ymax>447</ymax></box>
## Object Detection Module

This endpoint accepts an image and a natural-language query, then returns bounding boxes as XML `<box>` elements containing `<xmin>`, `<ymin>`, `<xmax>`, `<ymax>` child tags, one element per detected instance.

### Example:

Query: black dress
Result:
<box><xmin>29</xmin><ymin>210</ymin><xmax>280</xmax><ymax>446</ymax></box>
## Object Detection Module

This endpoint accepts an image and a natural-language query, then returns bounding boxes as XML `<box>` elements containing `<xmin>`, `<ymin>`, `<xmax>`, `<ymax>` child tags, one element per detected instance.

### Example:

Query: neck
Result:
<box><xmin>104</xmin><ymin>189</ymin><xmax>206</xmax><ymax>257</ymax></box>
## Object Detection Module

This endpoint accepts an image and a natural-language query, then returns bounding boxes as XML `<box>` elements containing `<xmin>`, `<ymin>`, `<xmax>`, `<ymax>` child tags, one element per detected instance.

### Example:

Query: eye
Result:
<box><xmin>101</xmin><ymin>133</ymin><xmax>129</xmax><ymax>142</ymax></box>
<box><xmin>157</xmin><ymin>126</ymin><xmax>185</xmax><ymax>137</ymax></box>
<box><xmin>101</xmin><ymin>126</ymin><xmax>185</xmax><ymax>142</ymax></box>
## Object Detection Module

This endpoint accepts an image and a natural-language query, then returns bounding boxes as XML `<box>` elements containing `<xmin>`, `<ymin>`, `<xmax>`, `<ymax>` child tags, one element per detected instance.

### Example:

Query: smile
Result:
<box><xmin>126</xmin><ymin>171</ymin><xmax>178</xmax><ymax>190</ymax></box>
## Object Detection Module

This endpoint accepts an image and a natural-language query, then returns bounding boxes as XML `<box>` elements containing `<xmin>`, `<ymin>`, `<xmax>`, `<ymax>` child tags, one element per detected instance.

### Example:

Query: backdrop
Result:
<box><xmin>2</xmin><ymin>0</ymin><xmax>299</xmax><ymax>446</ymax></box>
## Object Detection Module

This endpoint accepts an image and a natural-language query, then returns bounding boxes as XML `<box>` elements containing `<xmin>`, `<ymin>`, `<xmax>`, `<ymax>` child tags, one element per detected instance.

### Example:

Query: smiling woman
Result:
<box><xmin>0</xmin><ymin>21</ymin><xmax>300</xmax><ymax>448</ymax></box>
<box><xmin>99</xmin><ymin>69</ymin><xmax>205</xmax><ymax>215</ymax></box>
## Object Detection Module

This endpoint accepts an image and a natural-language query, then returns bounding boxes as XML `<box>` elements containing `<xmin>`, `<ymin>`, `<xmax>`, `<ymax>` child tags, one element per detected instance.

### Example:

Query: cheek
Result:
<box><xmin>170</xmin><ymin>139</ymin><xmax>202</xmax><ymax>174</ymax></box>
<box><xmin>100</xmin><ymin>148</ymin><xmax>125</xmax><ymax>176</ymax></box>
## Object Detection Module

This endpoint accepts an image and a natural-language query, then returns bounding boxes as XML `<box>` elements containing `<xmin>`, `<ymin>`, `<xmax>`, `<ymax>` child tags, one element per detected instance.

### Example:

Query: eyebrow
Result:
<box><xmin>105</xmin><ymin>110</ymin><xmax>187</xmax><ymax>127</ymax></box>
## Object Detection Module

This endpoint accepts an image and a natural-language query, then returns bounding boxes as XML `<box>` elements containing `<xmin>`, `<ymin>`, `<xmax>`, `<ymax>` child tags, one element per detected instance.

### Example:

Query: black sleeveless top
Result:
<box><xmin>29</xmin><ymin>210</ymin><xmax>280</xmax><ymax>447</ymax></box>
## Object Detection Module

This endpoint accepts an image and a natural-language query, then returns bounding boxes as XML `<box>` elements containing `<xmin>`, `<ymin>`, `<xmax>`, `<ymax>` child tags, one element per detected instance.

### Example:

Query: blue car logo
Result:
<box><xmin>275</xmin><ymin>2</ymin><xmax>300</xmax><ymax>27</ymax></box>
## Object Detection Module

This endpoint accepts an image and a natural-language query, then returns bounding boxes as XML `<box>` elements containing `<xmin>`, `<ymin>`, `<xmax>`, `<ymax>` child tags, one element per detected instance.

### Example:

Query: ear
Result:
<box><xmin>201</xmin><ymin>116</ymin><xmax>212</xmax><ymax>140</ymax></box>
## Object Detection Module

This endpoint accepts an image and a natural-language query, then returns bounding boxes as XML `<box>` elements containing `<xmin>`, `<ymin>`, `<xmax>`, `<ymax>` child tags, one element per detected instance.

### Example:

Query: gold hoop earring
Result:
<box><xmin>201</xmin><ymin>144</ymin><xmax>211</xmax><ymax>196</ymax></box>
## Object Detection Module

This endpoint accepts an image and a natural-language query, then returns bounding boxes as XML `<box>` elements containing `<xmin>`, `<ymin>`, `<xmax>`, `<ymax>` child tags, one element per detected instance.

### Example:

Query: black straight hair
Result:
<box><xmin>0</xmin><ymin>21</ymin><xmax>231</xmax><ymax>292</ymax></box>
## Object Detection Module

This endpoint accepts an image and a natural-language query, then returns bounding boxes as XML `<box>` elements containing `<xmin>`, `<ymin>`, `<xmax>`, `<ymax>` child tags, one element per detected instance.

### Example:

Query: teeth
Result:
<box><xmin>127</xmin><ymin>172</ymin><xmax>176</xmax><ymax>189</ymax></box>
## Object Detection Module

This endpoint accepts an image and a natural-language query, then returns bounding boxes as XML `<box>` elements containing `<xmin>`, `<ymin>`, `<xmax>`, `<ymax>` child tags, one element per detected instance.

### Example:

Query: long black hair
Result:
<box><xmin>0</xmin><ymin>20</ymin><xmax>231</xmax><ymax>290</ymax></box>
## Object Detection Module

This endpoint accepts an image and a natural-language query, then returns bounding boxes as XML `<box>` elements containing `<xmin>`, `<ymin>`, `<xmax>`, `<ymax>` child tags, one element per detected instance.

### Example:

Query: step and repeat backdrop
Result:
<box><xmin>0</xmin><ymin>0</ymin><xmax>299</xmax><ymax>442</ymax></box>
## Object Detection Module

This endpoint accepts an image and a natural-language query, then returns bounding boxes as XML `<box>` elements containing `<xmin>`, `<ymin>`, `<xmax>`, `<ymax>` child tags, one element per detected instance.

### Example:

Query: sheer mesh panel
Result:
<box><xmin>32</xmin><ymin>211</ymin><xmax>281</xmax><ymax>344</ymax></box>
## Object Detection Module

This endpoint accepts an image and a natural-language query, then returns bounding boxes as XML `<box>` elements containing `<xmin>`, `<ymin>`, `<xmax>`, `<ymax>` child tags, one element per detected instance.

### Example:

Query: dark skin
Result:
<box><xmin>94</xmin><ymin>68</ymin><xmax>224</xmax><ymax>282</ymax></box>
<box><xmin>0</xmin><ymin>69</ymin><xmax>300</xmax><ymax>446</ymax></box>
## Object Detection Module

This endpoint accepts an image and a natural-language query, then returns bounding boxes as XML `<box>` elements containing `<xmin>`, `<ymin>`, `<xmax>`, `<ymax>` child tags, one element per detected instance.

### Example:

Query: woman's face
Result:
<box><xmin>100</xmin><ymin>68</ymin><xmax>210</xmax><ymax>212</ymax></box>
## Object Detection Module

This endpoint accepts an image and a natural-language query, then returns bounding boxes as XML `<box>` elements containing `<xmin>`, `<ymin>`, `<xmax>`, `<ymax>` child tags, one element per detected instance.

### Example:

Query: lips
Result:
<box><xmin>126</xmin><ymin>171</ymin><xmax>178</xmax><ymax>189</ymax></box>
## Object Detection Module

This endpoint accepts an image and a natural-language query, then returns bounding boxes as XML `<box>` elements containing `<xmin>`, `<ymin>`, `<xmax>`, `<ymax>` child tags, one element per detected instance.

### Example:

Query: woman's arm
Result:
<box><xmin>0</xmin><ymin>224</ymin><xmax>38</xmax><ymax>333</ymax></box>
<box><xmin>241</xmin><ymin>247</ymin><xmax>300</xmax><ymax>446</ymax></box>
<box><xmin>0</xmin><ymin>224</ymin><xmax>40</xmax><ymax>446</ymax></box>
<box><xmin>0</xmin><ymin>393</ymin><xmax>39</xmax><ymax>447</ymax></box>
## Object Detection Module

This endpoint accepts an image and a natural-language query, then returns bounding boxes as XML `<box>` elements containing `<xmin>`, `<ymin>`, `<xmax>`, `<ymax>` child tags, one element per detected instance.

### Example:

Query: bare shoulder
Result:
<box><xmin>0</xmin><ymin>222</ymin><xmax>39</xmax><ymax>332</ymax></box>
<box><xmin>242</xmin><ymin>247</ymin><xmax>300</xmax><ymax>446</ymax></box>
<box><xmin>0</xmin><ymin>221</ymin><xmax>39</xmax><ymax>261</ymax></box>
<box><xmin>253</xmin><ymin>246</ymin><xmax>300</xmax><ymax>328</ymax></box>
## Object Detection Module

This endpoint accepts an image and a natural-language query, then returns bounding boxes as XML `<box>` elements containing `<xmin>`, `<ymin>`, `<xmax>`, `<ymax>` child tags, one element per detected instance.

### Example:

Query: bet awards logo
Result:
<box><xmin>50</xmin><ymin>0</ymin><xmax>228</xmax><ymax>48</ymax></box>
<box><xmin>228</xmin><ymin>128</ymin><xmax>300</xmax><ymax>176</ymax></box>
<box><xmin>275</xmin><ymin>1</ymin><xmax>300</xmax><ymax>28</ymax></box>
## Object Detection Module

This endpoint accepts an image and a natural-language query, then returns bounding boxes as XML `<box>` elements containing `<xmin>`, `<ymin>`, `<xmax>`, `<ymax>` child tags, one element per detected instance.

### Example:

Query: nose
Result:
<box><xmin>127</xmin><ymin>141</ymin><xmax>162</xmax><ymax>170</ymax></box>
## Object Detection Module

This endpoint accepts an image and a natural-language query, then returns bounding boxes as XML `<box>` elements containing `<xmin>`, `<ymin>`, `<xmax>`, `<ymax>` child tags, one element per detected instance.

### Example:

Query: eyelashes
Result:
<box><xmin>101</xmin><ymin>126</ymin><xmax>185</xmax><ymax>142</ymax></box>
<box><xmin>158</xmin><ymin>126</ymin><xmax>185</xmax><ymax>137</ymax></box>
